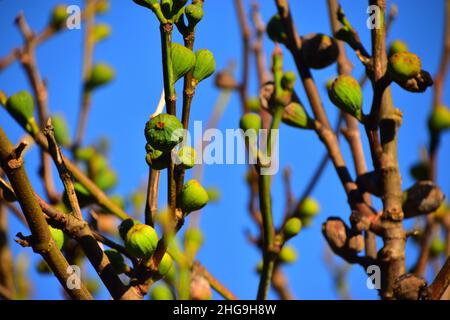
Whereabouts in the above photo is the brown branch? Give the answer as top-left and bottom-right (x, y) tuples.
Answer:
(0, 202), (15, 299)
(426, 256), (450, 300)
(193, 261), (238, 300)
(235, 0), (251, 112)
(0, 128), (92, 300)
(145, 168), (160, 227)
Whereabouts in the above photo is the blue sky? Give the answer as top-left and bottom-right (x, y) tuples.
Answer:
(0, 0), (449, 300)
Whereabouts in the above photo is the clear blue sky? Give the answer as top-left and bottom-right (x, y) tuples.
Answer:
(0, 0), (449, 300)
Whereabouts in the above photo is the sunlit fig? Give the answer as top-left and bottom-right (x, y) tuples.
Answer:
(428, 105), (450, 133)
(239, 113), (261, 132)
(93, 24), (111, 43)
(192, 49), (216, 85)
(185, 4), (204, 26)
(178, 179), (209, 214)
(150, 284), (174, 300)
(388, 52), (421, 82)
(283, 217), (302, 240)
(49, 226), (66, 250)
(49, 4), (68, 30)
(388, 40), (408, 58)
(51, 114), (70, 147)
(118, 218), (140, 241)
(176, 146), (196, 169)
(172, 43), (196, 82)
(279, 245), (298, 264)
(145, 113), (184, 152)
(125, 224), (159, 259)
(282, 102), (313, 129)
(327, 75), (363, 121)
(85, 63), (115, 90)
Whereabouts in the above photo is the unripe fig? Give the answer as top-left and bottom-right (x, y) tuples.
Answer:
(89, 154), (108, 176)
(6, 90), (38, 135)
(145, 144), (170, 170)
(49, 226), (65, 250)
(184, 227), (204, 255)
(145, 114), (184, 152)
(49, 5), (68, 30)
(150, 284), (174, 300)
(301, 33), (339, 69)
(206, 187), (220, 203)
(192, 49), (216, 85)
(283, 217), (302, 240)
(94, 168), (117, 191)
(93, 24), (111, 43)
(179, 179), (209, 214)
(158, 252), (173, 276)
(125, 224), (159, 259)
(118, 218), (140, 240)
(428, 105), (450, 133)
(104, 249), (129, 274)
(85, 63), (115, 90)
(327, 75), (363, 121)
(176, 146), (196, 169)
(266, 14), (287, 44)
(63, 182), (94, 208)
(282, 102), (313, 129)
(281, 71), (296, 91)
(429, 238), (445, 258)
(95, 0), (110, 14)
(51, 114), (70, 147)
(239, 113), (261, 132)
(388, 40), (408, 57)
(185, 4), (204, 26)
(172, 43), (196, 82)
(75, 146), (96, 161)
(296, 197), (320, 227)
(246, 97), (261, 112)
(388, 52), (421, 82)
(279, 245), (298, 264)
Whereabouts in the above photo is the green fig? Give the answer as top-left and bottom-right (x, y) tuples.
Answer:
(150, 284), (174, 300)
(184, 227), (204, 255)
(246, 97), (261, 112)
(95, 0), (110, 14)
(302, 33), (339, 69)
(6, 90), (39, 135)
(281, 71), (296, 91)
(176, 146), (196, 169)
(49, 4), (68, 29)
(145, 144), (170, 170)
(388, 52), (421, 82)
(145, 114), (184, 152)
(85, 63), (115, 90)
(158, 252), (173, 276)
(125, 224), (159, 259)
(428, 105), (450, 133)
(172, 43), (196, 82)
(49, 226), (66, 250)
(282, 102), (312, 129)
(178, 179), (209, 214)
(206, 187), (220, 203)
(192, 49), (216, 85)
(296, 196), (320, 227)
(279, 245), (298, 264)
(327, 75), (363, 121)
(267, 14), (287, 44)
(239, 113), (261, 132)
(51, 114), (70, 147)
(94, 168), (117, 191)
(118, 218), (140, 240)
(283, 217), (302, 240)
(429, 238), (445, 258)
(63, 182), (94, 208)
(75, 146), (96, 161)
(185, 4), (204, 26)
(388, 40), (408, 58)
(104, 249), (129, 274)
(93, 24), (111, 43)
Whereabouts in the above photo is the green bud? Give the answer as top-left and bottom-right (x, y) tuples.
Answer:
(185, 4), (204, 26)
(176, 146), (196, 169)
(86, 63), (115, 90)
(145, 144), (170, 170)
(279, 245), (298, 264)
(388, 40), (408, 58)
(144, 114), (184, 152)
(428, 105), (450, 133)
(283, 217), (302, 240)
(94, 168), (117, 191)
(150, 284), (174, 300)
(49, 4), (68, 30)
(6, 90), (38, 135)
(179, 179), (209, 214)
(239, 113), (261, 132)
(429, 238), (445, 258)
(104, 249), (129, 274)
(206, 187), (220, 203)
(296, 197), (320, 227)
(49, 226), (66, 250)
(125, 224), (159, 259)
(281, 71), (296, 91)
(172, 43), (196, 82)
(118, 218), (141, 240)
(93, 24), (111, 43)
(192, 49), (216, 84)
(184, 227), (204, 255)
(51, 114), (70, 147)
(388, 52), (421, 82)
(327, 75), (363, 121)
(410, 162), (430, 181)
(246, 97), (261, 112)
(158, 252), (173, 276)
(282, 102), (312, 129)
(302, 33), (339, 69)
(95, 0), (110, 14)
(267, 14), (287, 44)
